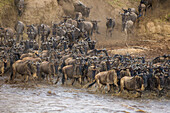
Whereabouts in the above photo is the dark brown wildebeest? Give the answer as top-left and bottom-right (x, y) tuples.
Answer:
(139, 0), (153, 16)
(120, 76), (145, 96)
(62, 65), (82, 85)
(39, 61), (58, 84)
(38, 24), (51, 42)
(87, 69), (118, 92)
(73, 1), (91, 18)
(77, 20), (93, 36)
(27, 25), (38, 41)
(10, 60), (38, 84)
(0, 27), (6, 42)
(15, 21), (25, 42)
(147, 74), (163, 91)
(4, 28), (14, 41)
(106, 18), (115, 37)
(14, 0), (25, 16)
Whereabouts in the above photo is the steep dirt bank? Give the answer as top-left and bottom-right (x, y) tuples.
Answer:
(0, 0), (169, 58)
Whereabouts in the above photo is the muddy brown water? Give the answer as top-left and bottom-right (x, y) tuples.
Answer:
(0, 77), (170, 113)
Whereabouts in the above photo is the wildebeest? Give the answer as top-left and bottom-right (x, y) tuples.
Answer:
(124, 20), (134, 46)
(106, 18), (115, 37)
(75, 12), (83, 20)
(138, 3), (146, 17)
(77, 20), (93, 36)
(88, 69), (118, 92)
(74, 1), (91, 18)
(147, 74), (163, 91)
(0, 27), (13, 43)
(91, 20), (100, 35)
(62, 65), (82, 85)
(15, 21), (25, 42)
(38, 24), (51, 42)
(27, 25), (38, 41)
(10, 60), (38, 84)
(14, 0), (25, 16)
(0, 60), (5, 76)
(120, 76), (145, 96)
(0, 27), (5, 43)
(138, 0), (153, 17)
(39, 61), (57, 84)
(4, 28), (14, 42)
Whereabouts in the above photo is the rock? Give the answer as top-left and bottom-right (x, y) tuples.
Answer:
(146, 22), (156, 34)
(47, 91), (52, 94)
(139, 25), (146, 33)
(163, 25), (170, 35)
(153, 34), (164, 40)
(155, 25), (162, 34)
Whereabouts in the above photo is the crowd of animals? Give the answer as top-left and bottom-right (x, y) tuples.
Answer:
(0, 0), (169, 97)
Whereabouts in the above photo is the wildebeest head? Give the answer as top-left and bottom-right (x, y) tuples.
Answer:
(27, 25), (38, 40)
(17, 0), (25, 16)
(91, 20), (100, 33)
(0, 27), (5, 37)
(106, 18), (115, 28)
(84, 7), (91, 17)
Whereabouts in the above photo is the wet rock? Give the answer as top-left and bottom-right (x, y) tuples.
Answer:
(48, 91), (52, 94)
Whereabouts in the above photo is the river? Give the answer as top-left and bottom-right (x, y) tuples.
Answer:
(0, 79), (170, 113)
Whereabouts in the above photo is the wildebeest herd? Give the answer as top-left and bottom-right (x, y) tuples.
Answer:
(0, 0), (169, 97)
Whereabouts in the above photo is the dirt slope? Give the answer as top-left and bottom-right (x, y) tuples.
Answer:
(0, 0), (169, 57)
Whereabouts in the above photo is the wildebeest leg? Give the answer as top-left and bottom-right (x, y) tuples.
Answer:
(106, 29), (108, 37)
(49, 73), (53, 84)
(45, 74), (49, 83)
(61, 73), (65, 85)
(0, 66), (4, 76)
(71, 78), (76, 85)
(120, 78), (125, 92)
(155, 76), (162, 91)
(21, 33), (24, 41)
(97, 79), (102, 90)
(124, 29), (129, 47)
(55, 76), (60, 84)
(78, 76), (82, 85)
(41, 36), (44, 42)
(24, 75), (29, 85)
(87, 77), (90, 82)
(144, 8), (147, 16)
(11, 67), (16, 81)
(30, 75), (38, 86)
(107, 83), (111, 92)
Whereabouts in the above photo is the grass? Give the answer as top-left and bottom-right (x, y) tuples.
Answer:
(0, 0), (16, 27)
(107, 0), (139, 8)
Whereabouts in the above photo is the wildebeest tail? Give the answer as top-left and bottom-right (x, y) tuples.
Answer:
(87, 80), (96, 88)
